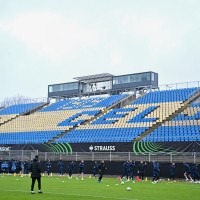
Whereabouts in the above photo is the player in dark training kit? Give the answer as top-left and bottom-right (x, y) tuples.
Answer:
(77, 160), (85, 180)
(57, 160), (64, 176)
(68, 161), (76, 179)
(152, 161), (160, 184)
(121, 160), (130, 181)
(46, 160), (52, 177)
(129, 160), (135, 183)
(169, 162), (176, 181)
(98, 160), (106, 183)
(93, 161), (99, 177)
(192, 164), (200, 183)
(23, 160), (30, 176)
(183, 162), (193, 182)
(138, 161), (147, 181)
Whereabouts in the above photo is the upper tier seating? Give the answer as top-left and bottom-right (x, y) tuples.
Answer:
(143, 102), (200, 142)
(132, 88), (198, 104)
(0, 102), (44, 115)
(0, 102), (44, 124)
(56, 88), (200, 143)
(0, 95), (128, 144)
(41, 94), (127, 111)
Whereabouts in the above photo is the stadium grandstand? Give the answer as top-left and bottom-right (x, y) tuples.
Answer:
(0, 72), (200, 177)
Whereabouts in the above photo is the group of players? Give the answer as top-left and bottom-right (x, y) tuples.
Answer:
(45, 159), (106, 183)
(0, 159), (30, 174)
(120, 160), (200, 184)
(1, 158), (200, 184)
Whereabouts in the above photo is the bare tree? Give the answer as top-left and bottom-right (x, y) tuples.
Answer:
(0, 95), (34, 108)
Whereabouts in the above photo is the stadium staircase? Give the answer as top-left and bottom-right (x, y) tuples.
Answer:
(0, 115), (18, 125)
(47, 93), (136, 143)
(134, 88), (200, 141)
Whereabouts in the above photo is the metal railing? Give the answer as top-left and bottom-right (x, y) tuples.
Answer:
(159, 80), (200, 90)
(0, 150), (199, 163)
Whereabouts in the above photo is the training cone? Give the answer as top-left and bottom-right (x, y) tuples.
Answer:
(42, 173), (45, 177)
(145, 177), (148, 181)
(89, 175), (92, 178)
(13, 173), (16, 177)
(136, 176), (141, 182)
(117, 176), (121, 182)
(50, 172), (53, 177)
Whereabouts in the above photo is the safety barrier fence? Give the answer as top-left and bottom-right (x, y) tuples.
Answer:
(0, 150), (199, 163)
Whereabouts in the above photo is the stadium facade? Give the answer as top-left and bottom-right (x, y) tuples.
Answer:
(0, 72), (200, 177)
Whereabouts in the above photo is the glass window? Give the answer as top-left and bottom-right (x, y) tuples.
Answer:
(113, 77), (119, 85)
(74, 82), (78, 90)
(141, 74), (147, 81)
(49, 86), (53, 92)
(63, 84), (69, 91)
(119, 76), (124, 84)
(124, 75), (130, 83)
(146, 73), (151, 81)
(68, 83), (73, 90)
(130, 74), (137, 82)
(137, 74), (142, 82)
(58, 84), (63, 91)
(151, 73), (155, 81)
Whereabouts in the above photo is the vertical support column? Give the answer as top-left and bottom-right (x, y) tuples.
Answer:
(22, 150), (24, 161)
(92, 152), (94, 161)
(170, 153), (172, 163)
(194, 152), (196, 163)
(45, 152), (47, 161)
(148, 153), (151, 162)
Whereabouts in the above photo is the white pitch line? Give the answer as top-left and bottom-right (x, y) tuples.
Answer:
(0, 189), (138, 200)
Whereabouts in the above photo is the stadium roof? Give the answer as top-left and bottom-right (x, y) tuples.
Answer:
(73, 73), (114, 84)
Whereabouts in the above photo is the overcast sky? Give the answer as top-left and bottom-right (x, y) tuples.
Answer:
(0, 0), (200, 102)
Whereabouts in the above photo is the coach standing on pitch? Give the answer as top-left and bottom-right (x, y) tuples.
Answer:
(29, 155), (42, 194)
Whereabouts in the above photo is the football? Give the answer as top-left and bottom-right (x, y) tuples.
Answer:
(126, 187), (131, 191)
(121, 181), (125, 185)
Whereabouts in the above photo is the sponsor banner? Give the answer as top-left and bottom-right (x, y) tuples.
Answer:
(89, 145), (115, 151)
(0, 142), (200, 153)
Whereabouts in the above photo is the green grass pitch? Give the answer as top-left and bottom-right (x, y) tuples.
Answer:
(0, 174), (200, 200)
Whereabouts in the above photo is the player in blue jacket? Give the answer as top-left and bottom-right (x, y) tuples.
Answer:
(58, 160), (64, 176)
(93, 161), (99, 177)
(152, 161), (160, 184)
(121, 160), (130, 181)
(46, 160), (52, 177)
(23, 160), (30, 176)
(169, 162), (176, 181)
(8, 159), (13, 174)
(76, 160), (85, 180)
